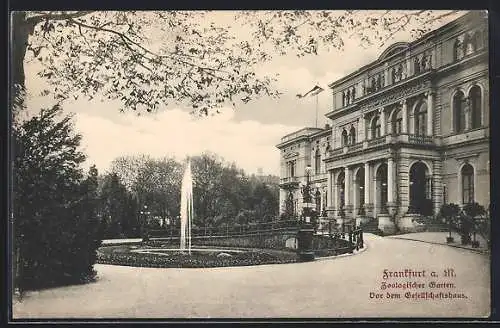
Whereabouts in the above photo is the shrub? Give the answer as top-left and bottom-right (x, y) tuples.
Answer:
(13, 106), (102, 291)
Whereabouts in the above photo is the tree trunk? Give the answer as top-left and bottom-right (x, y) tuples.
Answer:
(11, 11), (33, 295)
(11, 12), (33, 109)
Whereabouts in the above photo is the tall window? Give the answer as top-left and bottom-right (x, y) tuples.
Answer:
(289, 161), (295, 177)
(461, 164), (474, 204)
(469, 85), (482, 129)
(414, 57), (421, 74)
(453, 91), (466, 133)
(349, 126), (356, 144)
(314, 150), (321, 174)
(392, 109), (403, 134)
(453, 39), (463, 61)
(415, 101), (427, 136)
(371, 116), (381, 139)
(342, 129), (348, 146)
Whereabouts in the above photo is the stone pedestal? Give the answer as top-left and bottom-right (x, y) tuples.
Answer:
(326, 207), (336, 219)
(345, 205), (354, 218)
(363, 203), (374, 217)
(356, 216), (371, 227)
(397, 213), (424, 233)
(296, 223), (315, 262)
(378, 214), (396, 235)
(386, 202), (397, 216)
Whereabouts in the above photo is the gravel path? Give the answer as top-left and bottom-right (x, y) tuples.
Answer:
(13, 233), (490, 319)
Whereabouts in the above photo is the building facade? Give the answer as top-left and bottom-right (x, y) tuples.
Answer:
(277, 11), (489, 233)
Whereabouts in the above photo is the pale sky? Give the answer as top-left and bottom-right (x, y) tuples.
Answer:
(23, 10), (466, 176)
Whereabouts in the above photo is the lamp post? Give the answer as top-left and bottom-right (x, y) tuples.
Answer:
(140, 205), (151, 242)
(297, 165), (315, 261)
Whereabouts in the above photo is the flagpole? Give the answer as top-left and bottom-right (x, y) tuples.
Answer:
(315, 93), (318, 128)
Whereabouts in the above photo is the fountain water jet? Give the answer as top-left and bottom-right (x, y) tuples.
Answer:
(180, 158), (193, 254)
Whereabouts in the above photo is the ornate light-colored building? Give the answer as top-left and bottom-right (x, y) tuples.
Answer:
(277, 11), (489, 233)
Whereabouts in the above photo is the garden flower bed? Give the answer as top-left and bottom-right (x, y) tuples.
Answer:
(97, 244), (299, 268)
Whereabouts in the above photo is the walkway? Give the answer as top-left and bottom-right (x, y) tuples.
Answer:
(389, 232), (489, 254)
(13, 234), (490, 319)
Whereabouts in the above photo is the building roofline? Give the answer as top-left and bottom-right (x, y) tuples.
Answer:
(327, 10), (484, 89)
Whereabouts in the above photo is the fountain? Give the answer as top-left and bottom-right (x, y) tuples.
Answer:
(101, 157), (299, 268)
(179, 158), (193, 254)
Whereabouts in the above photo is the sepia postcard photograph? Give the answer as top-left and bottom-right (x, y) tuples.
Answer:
(8, 9), (492, 321)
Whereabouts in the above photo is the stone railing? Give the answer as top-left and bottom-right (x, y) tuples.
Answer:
(280, 176), (300, 184)
(348, 142), (364, 151)
(367, 136), (386, 147)
(408, 134), (434, 144)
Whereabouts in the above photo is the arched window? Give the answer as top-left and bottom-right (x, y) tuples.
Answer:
(453, 39), (463, 61)
(453, 91), (466, 133)
(314, 149), (321, 174)
(349, 126), (356, 145)
(469, 85), (482, 129)
(371, 116), (381, 139)
(461, 164), (474, 204)
(415, 101), (427, 136)
(341, 129), (348, 146)
(392, 109), (403, 135)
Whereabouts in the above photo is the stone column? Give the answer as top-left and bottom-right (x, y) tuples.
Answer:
(409, 108), (415, 135)
(345, 167), (350, 206)
(380, 108), (386, 136)
(401, 99), (408, 134)
(427, 91), (434, 136)
(333, 127), (337, 149)
(387, 157), (397, 217)
(432, 160), (442, 216)
(367, 117), (373, 140)
(333, 171), (338, 215)
(364, 162), (370, 204)
(345, 167), (352, 218)
(465, 99), (471, 131)
(364, 162), (372, 217)
(384, 63), (389, 87)
(388, 157), (395, 204)
(353, 173), (358, 216)
(373, 168), (378, 217)
(359, 115), (365, 141)
(406, 53), (412, 77)
(327, 170), (332, 208)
